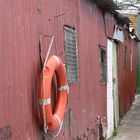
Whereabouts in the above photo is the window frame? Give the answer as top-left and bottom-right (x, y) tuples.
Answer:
(99, 45), (107, 85)
(124, 45), (127, 68)
(130, 49), (133, 71)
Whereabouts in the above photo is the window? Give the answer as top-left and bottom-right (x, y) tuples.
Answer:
(99, 45), (107, 84)
(124, 46), (127, 67)
(130, 49), (133, 71)
(64, 26), (79, 83)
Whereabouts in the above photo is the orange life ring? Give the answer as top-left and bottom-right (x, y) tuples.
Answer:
(38, 55), (68, 131)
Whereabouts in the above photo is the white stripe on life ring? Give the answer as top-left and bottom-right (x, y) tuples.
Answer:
(58, 85), (69, 93)
(39, 98), (51, 105)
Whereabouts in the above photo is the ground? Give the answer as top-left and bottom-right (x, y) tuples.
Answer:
(110, 95), (140, 140)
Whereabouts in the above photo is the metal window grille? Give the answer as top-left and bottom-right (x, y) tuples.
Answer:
(64, 26), (79, 83)
(99, 45), (107, 84)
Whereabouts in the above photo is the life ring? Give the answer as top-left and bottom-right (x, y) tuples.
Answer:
(38, 55), (69, 131)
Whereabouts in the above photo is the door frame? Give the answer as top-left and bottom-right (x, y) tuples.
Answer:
(107, 39), (114, 138)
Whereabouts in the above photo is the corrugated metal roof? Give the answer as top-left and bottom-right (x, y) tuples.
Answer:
(94, 0), (120, 12)
(115, 15), (132, 26)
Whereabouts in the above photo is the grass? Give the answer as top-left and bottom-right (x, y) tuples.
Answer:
(112, 129), (118, 137)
